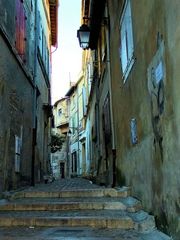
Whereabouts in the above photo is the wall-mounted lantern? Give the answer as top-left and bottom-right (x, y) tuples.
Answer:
(77, 24), (90, 50)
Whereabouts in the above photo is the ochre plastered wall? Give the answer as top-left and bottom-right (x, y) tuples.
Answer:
(108, 0), (180, 238)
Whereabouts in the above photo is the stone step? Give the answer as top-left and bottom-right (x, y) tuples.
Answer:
(0, 179), (172, 239)
(120, 196), (142, 212)
(0, 196), (141, 212)
(9, 187), (130, 199)
(141, 229), (173, 240)
(0, 184), (160, 234)
(0, 210), (134, 229)
(0, 199), (126, 211)
(129, 210), (156, 232)
(0, 209), (156, 232)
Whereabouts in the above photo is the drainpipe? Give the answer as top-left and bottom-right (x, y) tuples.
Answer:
(31, 0), (38, 186)
(105, 2), (116, 186)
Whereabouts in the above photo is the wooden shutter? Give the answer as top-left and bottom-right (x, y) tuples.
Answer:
(15, 0), (26, 59)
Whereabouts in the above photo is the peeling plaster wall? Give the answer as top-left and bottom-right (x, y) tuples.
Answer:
(0, 0), (52, 191)
(108, 0), (180, 238)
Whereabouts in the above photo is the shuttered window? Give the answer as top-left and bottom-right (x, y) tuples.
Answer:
(120, 0), (134, 82)
(82, 86), (87, 116)
(15, 0), (26, 61)
(38, 13), (50, 77)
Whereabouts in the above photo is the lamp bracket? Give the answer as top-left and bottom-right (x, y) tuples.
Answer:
(83, 16), (109, 25)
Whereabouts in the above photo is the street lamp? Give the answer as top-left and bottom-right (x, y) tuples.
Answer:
(77, 24), (90, 50)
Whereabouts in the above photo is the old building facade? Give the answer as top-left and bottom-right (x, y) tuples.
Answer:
(79, 0), (180, 238)
(0, 0), (58, 191)
(51, 97), (69, 179)
(80, 0), (115, 184)
(66, 74), (88, 177)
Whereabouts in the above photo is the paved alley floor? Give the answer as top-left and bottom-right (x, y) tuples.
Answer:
(20, 177), (102, 191)
(0, 226), (143, 240)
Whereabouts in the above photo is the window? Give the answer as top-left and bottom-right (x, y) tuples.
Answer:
(82, 86), (87, 116)
(71, 152), (77, 173)
(15, 0), (26, 61)
(87, 63), (92, 94)
(119, 0), (134, 82)
(71, 115), (76, 134)
(38, 14), (50, 77)
(91, 103), (99, 142)
(58, 108), (62, 116)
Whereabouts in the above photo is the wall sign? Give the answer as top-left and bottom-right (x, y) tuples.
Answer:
(130, 118), (138, 145)
(15, 135), (21, 173)
(155, 61), (164, 84)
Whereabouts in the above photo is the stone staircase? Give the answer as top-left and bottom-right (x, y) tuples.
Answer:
(0, 185), (172, 239)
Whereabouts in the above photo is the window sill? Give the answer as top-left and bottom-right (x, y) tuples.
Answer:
(122, 56), (135, 83)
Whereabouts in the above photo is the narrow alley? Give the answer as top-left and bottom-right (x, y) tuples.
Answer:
(0, 0), (179, 239)
(0, 178), (171, 239)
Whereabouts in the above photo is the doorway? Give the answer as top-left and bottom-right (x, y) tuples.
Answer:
(60, 162), (65, 178)
(71, 151), (77, 174)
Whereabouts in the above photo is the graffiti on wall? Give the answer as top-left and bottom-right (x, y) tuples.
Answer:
(147, 40), (167, 225)
(147, 41), (165, 163)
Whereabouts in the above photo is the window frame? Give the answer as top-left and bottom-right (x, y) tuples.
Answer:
(119, 0), (135, 83)
(58, 108), (62, 117)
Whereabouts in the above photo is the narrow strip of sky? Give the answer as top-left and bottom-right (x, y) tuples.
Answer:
(51, 0), (82, 104)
